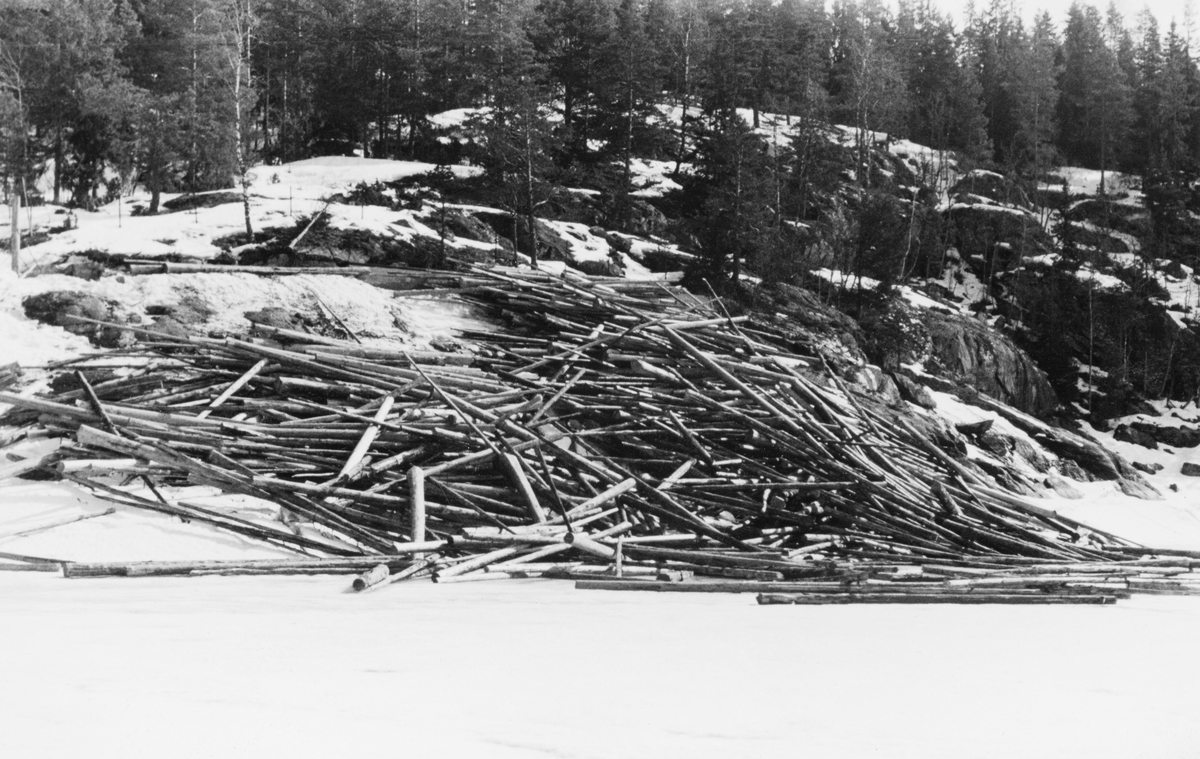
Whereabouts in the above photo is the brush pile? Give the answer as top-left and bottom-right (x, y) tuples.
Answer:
(3, 265), (1197, 602)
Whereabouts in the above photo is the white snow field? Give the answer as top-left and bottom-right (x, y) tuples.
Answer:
(0, 574), (1196, 759)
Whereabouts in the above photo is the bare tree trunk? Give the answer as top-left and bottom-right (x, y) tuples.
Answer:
(523, 107), (537, 269)
(228, 0), (256, 239)
(673, 17), (693, 177)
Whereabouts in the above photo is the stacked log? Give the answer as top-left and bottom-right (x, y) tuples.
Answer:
(0, 265), (1191, 601)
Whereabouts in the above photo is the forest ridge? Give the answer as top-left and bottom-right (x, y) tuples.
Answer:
(0, 0), (1196, 218)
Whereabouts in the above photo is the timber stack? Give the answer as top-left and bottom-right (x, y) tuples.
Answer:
(1, 265), (1196, 604)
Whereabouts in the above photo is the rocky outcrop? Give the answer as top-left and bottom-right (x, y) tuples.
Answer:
(752, 283), (866, 370)
(23, 291), (112, 333)
(949, 170), (1033, 210)
(1005, 266), (1200, 420)
(22, 291), (133, 347)
(1114, 424), (1158, 449)
(921, 310), (1058, 417)
(852, 296), (1057, 417)
(892, 372), (936, 409)
(440, 209), (505, 246)
(854, 365), (902, 404)
(1129, 421), (1200, 449)
(970, 395), (1158, 497)
(945, 203), (1053, 269)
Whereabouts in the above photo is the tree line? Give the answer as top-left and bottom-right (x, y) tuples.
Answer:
(1, 0), (1198, 218)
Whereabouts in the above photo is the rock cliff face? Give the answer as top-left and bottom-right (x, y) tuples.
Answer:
(921, 310), (1058, 417)
(856, 297), (1057, 417)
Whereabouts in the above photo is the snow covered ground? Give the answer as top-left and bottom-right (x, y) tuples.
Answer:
(1, 573), (1197, 759)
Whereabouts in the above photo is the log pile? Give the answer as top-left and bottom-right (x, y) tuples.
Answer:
(1, 265), (1194, 602)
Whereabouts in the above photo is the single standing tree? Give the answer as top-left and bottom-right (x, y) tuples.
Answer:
(220, 0), (257, 238)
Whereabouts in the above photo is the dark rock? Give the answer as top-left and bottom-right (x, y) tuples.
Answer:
(429, 336), (464, 353)
(162, 191), (243, 212)
(1004, 267), (1200, 421)
(148, 316), (190, 339)
(954, 419), (994, 437)
(1012, 438), (1053, 473)
(60, 259), (107, 280)
(604, 231), (633, 254)
(146, 294), (214, 326)
(945, 203), (1053, 269)
(22, 291), (115, 339)
(1131, 461), (1163, 474)
(1044, 474), (1084, 499)
(1113, 424), (1159, 449)
(471, 211), (593, 263)
(913, 373), (960, 395)
(965, 393), (1148, 483)
(949, 170), (1033, 210)
(892, 373), (936, 409)
(976, 431), (1011, 456)
(1065, 456), (1094, 480)
(1071, 224), (1131, 253)
(624, 199), (669, 237)
(441, 210), (503, 245)
(1035, 429), (1123, 480)
(904, 413), (968, 457)
(244, 307), (302, 330)
(49, 368), (117, 393)
(1130, 421), (1200, 448)
(96, 326), (137, 349)
(1181, 462), (1200, 477)
(576, 258), (624, 277)
(921, 310), (1058, 417)
(1162, 259), (1188, 279)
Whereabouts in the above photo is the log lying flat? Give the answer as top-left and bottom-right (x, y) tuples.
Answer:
(757, 593), (1119, 605)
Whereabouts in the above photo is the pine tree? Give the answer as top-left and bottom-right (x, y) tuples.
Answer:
(532, 0), (616, 158)
(689, 110), (771, 289)
(646, 0), (707, 175)
(896, 0), (988, 159)
(475, 0), (558, 268)
(595, 0), (660, 226)
(829, 0), (906, 191)
(1159, 23), (1199, 174)
(700, 0), (759, 119)
(1, 0), (139, 203)
(1007, 11), (1059, 176)
(1058, 2), (1133, 190)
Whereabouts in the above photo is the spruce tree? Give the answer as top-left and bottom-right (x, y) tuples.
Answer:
(595, 0), (660, 226)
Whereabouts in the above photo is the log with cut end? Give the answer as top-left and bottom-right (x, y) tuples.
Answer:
(351, 563), (391, 592)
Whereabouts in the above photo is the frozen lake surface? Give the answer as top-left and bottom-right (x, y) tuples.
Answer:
(2, 573), (1197, 759)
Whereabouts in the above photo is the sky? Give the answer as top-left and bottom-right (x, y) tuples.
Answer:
(944, 0), (1195, 32)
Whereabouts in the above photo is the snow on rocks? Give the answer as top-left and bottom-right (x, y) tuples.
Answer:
(1044, 166), (1143, 207)
(810, 267), (958, 315)
(8, 269), (411, 345)
(628, 158), (686, 197)
(14, 157), (484, 266)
